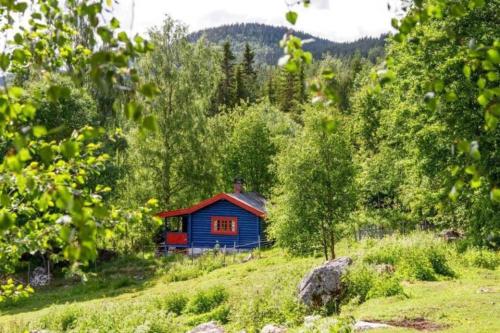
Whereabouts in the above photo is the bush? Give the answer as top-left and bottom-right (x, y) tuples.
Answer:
(230, 288), (306, 333)
(185, 286), (228, 314)
(343, 263), (404, 304)
(39, 306), (82, 331)
(463, 248), (500, 270)
(161, 293), (188, 315)
(165, 264), (203, 282)
(362, 233), (455, 281)
(398, 249), (437, 281)
(186, 304), (231, 326)
(110, 276), (136, 289)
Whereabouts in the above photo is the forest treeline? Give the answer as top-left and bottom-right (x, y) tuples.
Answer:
(187, 23), (386, 65)
(0, 0), (498, 281)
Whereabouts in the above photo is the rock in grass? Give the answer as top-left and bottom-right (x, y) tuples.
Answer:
(188, 321), (225, 333)
(261, 324), (287, 333)
(30, 266), (51, 287)
(354, 321), (392, 331)
(298, 257), (352, 308)
(375, 264), (395, 274)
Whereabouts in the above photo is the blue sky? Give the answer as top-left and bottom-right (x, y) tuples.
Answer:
(114, 0), (403, 42)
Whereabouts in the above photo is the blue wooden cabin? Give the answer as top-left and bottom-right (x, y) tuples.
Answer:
(156, 180), (266, 252)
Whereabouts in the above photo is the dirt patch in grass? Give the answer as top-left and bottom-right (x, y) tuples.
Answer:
(368, 317), (449, 331)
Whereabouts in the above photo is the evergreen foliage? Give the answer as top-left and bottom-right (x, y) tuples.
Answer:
(188, 23), (386, 64)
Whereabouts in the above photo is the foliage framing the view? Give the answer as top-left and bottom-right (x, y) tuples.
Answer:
(0, 0), (160, 299)
(280, 0), (499, 204)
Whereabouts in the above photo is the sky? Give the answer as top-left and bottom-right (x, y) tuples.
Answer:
(114, 0), (403, 42)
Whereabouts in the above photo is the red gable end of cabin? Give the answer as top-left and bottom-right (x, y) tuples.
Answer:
(156, 193), (266, 219)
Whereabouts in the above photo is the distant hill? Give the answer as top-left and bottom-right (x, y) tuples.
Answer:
(188, 23), (386, 65)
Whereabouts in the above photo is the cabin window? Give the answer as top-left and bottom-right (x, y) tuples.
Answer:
(211, 216), (238, 235)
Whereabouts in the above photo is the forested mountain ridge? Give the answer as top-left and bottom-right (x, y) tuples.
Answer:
(188, 23), (386, 64)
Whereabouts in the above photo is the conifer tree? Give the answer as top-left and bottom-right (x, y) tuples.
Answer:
(216, 41), (236, 109)
(235, 65), (245, 103)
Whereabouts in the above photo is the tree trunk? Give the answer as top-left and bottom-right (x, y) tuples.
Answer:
(321, 226), (329, 261)
(329, 230), (336, 260)
(321, 225), (328, 261)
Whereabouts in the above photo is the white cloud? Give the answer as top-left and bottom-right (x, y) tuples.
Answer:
(113, 0), (400, 42)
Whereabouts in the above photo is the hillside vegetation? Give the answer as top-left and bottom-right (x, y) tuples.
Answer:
(188, 23), (386, 64)
(0, 1), (499, 332)
(0, 233), (498, 332)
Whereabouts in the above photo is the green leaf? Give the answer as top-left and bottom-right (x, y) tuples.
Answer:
(13, 33), (23, 44)
(477, 94), (489, 106)
(286, 11), (298, 25)
(477, 77), (486, 89)
(0, 209), (15, 231)
(433, 79), (444, 92)
(142, 115), (158, 131)
(33, 126), (47, 138)
(463, 64), (471, 79)
(60, 140), (79, 159)
(140, 83), (159, 97)
(486, 49), (499, 64)
(110, 17), (120, 29)
(0, 53), (10, 70)
(491, 188), (500, 203)
(47, 85), (71, 102)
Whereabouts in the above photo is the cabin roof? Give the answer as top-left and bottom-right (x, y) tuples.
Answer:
(156, 192), (266, 219)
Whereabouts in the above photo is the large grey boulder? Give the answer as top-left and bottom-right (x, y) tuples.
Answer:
(188, 321), (224, 333)
(298, 257), (352, 308)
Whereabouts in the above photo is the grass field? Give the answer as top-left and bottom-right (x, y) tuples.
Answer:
(0, 235), (498, 333)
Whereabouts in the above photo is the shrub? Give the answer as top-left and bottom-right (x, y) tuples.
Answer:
(463, 248), (500, 270)
(161, 293), (188, 315)
(39, 306), (82, 331)
(367, 275), (404, 299)
(343, 263), (404, 304)
(110, 276), (136, 289)
(362, 233), (455, 281)
(185, 286), (228, 314)
(398, 249), (437, 281)
(165, 264), (203, 282)
(230, 288), (306, 333)
(428, 246), (455, 277)
(186, 304), (231, 326)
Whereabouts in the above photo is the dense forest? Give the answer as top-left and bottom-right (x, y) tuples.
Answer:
(188, 23), (387, 64)
(0, 1), (499, 331)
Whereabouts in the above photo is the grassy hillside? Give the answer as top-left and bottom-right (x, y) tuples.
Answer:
(0, 234), (498, 333)
(188, 23), (386, 64)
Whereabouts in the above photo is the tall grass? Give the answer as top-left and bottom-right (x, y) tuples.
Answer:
(362, 233), (456, 281)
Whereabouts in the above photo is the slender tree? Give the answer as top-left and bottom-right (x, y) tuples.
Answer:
(269, 107), (356, 260)
(216, 41), (236, 109)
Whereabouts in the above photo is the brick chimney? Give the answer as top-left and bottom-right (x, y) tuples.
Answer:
(233, 177), (245, 194)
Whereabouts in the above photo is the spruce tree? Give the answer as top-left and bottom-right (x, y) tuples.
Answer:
(240, 43), (257, 102)
(216, 41), (236, 109)
(235, 65), (245, 104)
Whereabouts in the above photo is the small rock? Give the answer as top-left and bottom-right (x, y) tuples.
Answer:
(243, 252), (254, 263)
(188, 321), (225, 333)
(298, 257), (352, 308)
(375, 264), (395, 274)
(439, 229), (462, 242)
(30, 267), (51, 287)
(303, 315), (321, 328)
(261, 324), (287, 333)
(354, 321), (391, 331)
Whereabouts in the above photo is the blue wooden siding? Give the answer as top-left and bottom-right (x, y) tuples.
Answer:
(190, 199), (262, 249)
